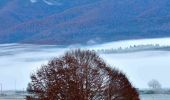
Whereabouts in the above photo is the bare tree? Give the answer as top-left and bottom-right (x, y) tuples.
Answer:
(27, 49), (139, 100)
(148, 79), (162, 90)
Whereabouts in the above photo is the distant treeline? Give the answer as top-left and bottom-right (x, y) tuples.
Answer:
(95, 44), (170, 54)
(139, 89), (170, 94)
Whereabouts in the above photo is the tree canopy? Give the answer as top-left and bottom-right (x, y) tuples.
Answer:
(27, 49), (139, 100)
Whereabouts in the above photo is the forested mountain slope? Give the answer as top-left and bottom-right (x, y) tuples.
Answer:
(0, 0), (170, 45)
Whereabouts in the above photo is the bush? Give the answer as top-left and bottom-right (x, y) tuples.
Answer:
(27, 49), (139, 100)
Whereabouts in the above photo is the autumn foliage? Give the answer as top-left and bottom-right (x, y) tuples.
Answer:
(27, 50), (139, 100)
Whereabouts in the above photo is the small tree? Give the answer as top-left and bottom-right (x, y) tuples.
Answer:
(27, 49), (139, 100)
(148, 79), (162, 94)
(148, 79), (161, 90)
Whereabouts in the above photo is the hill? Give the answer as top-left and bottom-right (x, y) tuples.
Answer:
(0, 0), (170, 45)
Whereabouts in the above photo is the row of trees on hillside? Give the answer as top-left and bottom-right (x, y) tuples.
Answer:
(96, 44), (161, 54)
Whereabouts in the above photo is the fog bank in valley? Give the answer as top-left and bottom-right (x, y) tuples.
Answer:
(0, 38), (170, 90)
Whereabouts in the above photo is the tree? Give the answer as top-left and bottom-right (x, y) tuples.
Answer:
(148, 79), (162, 90)
(27, 49), (139, 100)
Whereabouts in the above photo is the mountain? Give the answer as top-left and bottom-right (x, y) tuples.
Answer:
(0, 0), (170, 45)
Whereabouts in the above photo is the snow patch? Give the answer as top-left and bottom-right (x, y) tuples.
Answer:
(30, 0), (38, 3)
(43, 0), (62, 5)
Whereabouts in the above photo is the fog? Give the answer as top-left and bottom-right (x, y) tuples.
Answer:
(0, 38), (170, 90)
(101, 51), (170, 89)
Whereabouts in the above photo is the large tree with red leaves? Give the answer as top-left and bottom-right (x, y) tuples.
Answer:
(27, 49), (139, 100)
